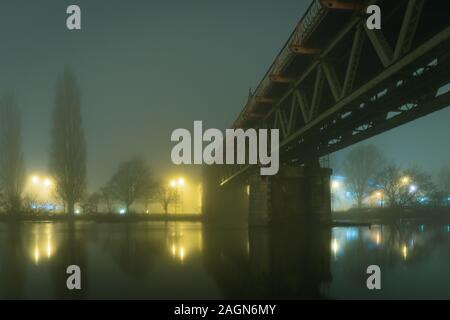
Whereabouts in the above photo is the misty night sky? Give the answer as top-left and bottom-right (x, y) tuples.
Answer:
(0, 0), (449, 191)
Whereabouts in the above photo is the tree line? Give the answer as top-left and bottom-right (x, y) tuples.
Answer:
(0, 69), (176, 216)
(341, 145), (450, 209)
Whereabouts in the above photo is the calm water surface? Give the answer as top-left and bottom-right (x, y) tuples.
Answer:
(0, 220), (449, 299)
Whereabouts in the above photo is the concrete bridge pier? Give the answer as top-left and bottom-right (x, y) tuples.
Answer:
(202, 165), (249, 226)
(248, 163), (332, 226)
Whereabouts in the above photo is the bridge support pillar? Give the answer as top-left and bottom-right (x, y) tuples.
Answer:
(248, 164), (332, 226)
(202, 165), (248, 226)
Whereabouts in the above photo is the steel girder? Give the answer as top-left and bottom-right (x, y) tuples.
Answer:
(220, 0), (450, 185)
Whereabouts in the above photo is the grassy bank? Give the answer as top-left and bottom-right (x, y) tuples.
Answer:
(0, 213), (203, 223)
(333, 207), (450, 224)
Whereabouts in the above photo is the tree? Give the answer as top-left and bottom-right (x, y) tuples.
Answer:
(438, 166), (450, 196)
(84, 192), (102, 213)
(81, 192), (101, 214)
(100, 185), (115, 213)
(138, 180), (156, 214)
(342, 145), (385, 208)
(49, 69), (87, 215)
(376, 165), (401, 207)
(377, 165), (435, 208)
(0, 93), (25, 213)
(155, 181), (177, 215)
(108, 156), (152, 213)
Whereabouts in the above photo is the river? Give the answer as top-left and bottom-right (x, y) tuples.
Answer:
(0, 220), (449, 299)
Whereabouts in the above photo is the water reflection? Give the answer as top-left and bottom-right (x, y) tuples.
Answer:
(31, 224), (57, 264)
(328, 222), (450, 299)
(166, 223), (203, 264)
(0, 220), (449, 299)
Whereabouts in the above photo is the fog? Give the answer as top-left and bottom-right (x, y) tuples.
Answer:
(0, 0), (448, 191)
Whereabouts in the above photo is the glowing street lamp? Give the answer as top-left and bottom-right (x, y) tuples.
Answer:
(169, 177), (186, 214)
(375, 191), (383, 207)
(400, 176), (411, 185)
(32, 176), (40, 185)
(43, 178), (53, 188)
(169, 177), (186, 189)
(331, 180), (341, 191)
(30, 174), (54, 189)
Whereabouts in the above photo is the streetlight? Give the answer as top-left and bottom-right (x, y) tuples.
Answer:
(400, 176), (410, 185)
(169, 177), (186, 214)
(330, 179), (343, 212)
(375, 191), (383, 207)
(29, 174), (55, 211)
(32, 176), (40, 185)
(43, 178), (52, 188)
(331, 180), (341, 191)
(30, 175), (53, 189)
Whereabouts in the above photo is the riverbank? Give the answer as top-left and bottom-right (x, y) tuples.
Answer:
(0, 207), (449, 225)
(333, 207), (450, 225)
(0, 213), (203, 223)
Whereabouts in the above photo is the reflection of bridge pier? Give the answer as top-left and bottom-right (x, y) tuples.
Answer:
(202, 224), (332, 299)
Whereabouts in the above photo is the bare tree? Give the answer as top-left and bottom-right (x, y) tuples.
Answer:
(438, 166), (450, 195)
(138, 180), (157, 214)
(82, 192), (101, 214)
(108, 156), (152, 213)
(0, 93), (25, 213)
(155, 182), (177, 215)
(49, 69), (86, 215)
(377, 165), (435, 208)
(342, 145), (385, 208)
(100, 185), (115, 213)
(376, 165), (401, 207)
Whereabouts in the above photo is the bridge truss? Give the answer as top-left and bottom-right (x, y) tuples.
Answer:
(221, 0), (450, 185)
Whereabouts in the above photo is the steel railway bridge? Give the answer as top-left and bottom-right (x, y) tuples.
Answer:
(203, 0), (450, 225)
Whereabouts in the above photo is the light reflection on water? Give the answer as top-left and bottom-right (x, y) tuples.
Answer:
(328, 223), (450, 299)
(0, 221), (449, 299)
(31, 224), (57, 265)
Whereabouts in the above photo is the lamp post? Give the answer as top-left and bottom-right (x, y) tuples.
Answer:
(29, 174), (54, 211)
(331, 179), (342, 212)
(169, 177), (186, 214)
(375, 191), (383, 208)
(400, 176), (411, 186)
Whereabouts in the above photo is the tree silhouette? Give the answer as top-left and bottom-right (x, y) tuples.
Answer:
(49, 69), (86, 215)
(155, 181), (178, 215)
(377, 165), (435, 208)
(342, 145), (385, 208)
(108, 156), (152, 213)
(0, 93), (25, 213)
(438, 166), (450, 196)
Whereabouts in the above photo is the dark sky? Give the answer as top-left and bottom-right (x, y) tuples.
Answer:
(1, 0), (449, 190)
